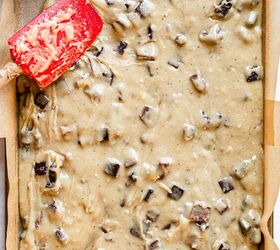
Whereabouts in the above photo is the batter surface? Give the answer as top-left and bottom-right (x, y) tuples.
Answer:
(18, 0), (264, 249)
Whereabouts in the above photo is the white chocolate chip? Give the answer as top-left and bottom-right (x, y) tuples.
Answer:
(238, 26), (253, 43)
(236, 0), (259, 11)
(189, 71), (209, 93)
(246, 11), (258, 27)
(60, 125), (77, 141)
(124, 148), (139, 168)
(136, 42), (159, 61)
(182, 124), (197, 141)
(85, 84), (106, 103)
(175, 34), (187, 46)
(142, 163), (159, 181)
(213, 239), (231, 250)
(214, 198), (231, 214)
(199, 24), (224, 45)
(139, 105), (159, 127)
(135, 0), (155, 17)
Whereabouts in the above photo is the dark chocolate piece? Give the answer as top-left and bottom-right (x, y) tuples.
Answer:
(45, 181), (55, 189)
(49, 170), (57, 183)
(214, 0), (232, 18)
(218, 177), (234, 193)
(104, 162), (120, 177)
(128, 172), (138, 182)
(146, 210), (159, 222)
(124, 160), (137, 168)
(247, 72), (258, 82)
(190, 204), (210, 223)
(101, 127), (109, 142)
(162, 224), (171, 230)
(130, 227), (141, 238)
(147, 25), (153, 39)
(90, 46), (104, 57)
(117, 41), (128, 55)
(148, 240), (160, 250)
(144, 188), (154, 202)
(34, 92), (49, 109)
(167, 185), (184, 201)
(34, 162), (47, 176)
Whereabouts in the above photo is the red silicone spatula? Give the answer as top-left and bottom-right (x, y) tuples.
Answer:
(0, 0), (103, 89)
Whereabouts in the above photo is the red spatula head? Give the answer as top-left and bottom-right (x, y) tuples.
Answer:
(8, 0), (103, 88)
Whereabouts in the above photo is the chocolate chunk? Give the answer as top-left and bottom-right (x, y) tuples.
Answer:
(125, 172), (138, 187)
(117, 41), (128, 55)
(214, 198), (230, 214)
(35, 211), (43, 229)
(146, 65), (154, 77)
(34, 92), (49, 109)
(91, 46), (104, 57)
(146, 210), (159, 222)
(245, 65), (263, 82)
(162, 223), (171, 230)
(101, 127), (109, 142)
(120, 198), (126, 207)
(135, 0), (155, 18)
(186, 235), (201, 249)
(190, 203), (210, 223)
(49, 162), (58, 169)
(34, 162), (47, 176)
(139, 105), (158, 127)
(49, 202), (57, 211)
(124, 148), (139, 168)
(147, 25), (153, 39)
(214, 0), (233, 18)
(104, 159), (121, 177)
(130, 227), (141, 238)
(196, 222), (209, 232)
(100, 226), (109, 233)
(102, 71), (115, 86)
(142, 219), (152, 234)
(144, 188), (154, 202)
(249, 227), (262, 244)
(247, 71), (259, 82)
(105, 0), (113, 5)
(49, 201), (58, 212)
(128, 172), (138, 182)
(167, 185), (184, 201)
(218, 177), (234, 193)
(168, 60), (180, 69)
(124, 160), (137, 168)
(213, 239), (231, 250)
(49, 170), (57, 183)
(55, 227), (69, 243)
(45, 181), (55, 189)
(239, 219), (251, 234)
(148, 240), (160, 250)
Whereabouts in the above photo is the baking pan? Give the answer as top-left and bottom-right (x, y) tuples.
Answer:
(0, 0), (279, 249)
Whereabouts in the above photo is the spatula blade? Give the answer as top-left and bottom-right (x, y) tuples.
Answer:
(8, 0), (103, 88)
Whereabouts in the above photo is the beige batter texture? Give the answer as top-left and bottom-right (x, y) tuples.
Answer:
(18, 0), (264, 249)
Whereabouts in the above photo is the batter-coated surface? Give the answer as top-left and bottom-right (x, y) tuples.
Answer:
(18, 0), (264, 249)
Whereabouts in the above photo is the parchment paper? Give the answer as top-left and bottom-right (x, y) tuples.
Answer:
(0, 0), (18, 249)
(0, 0), (279, 249)
(261, 1), (280, 249)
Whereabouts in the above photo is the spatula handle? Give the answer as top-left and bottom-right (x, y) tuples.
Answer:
(0, 62), (22, 90)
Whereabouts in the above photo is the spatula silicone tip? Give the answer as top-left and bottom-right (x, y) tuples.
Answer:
(7, 0), (103, 88)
